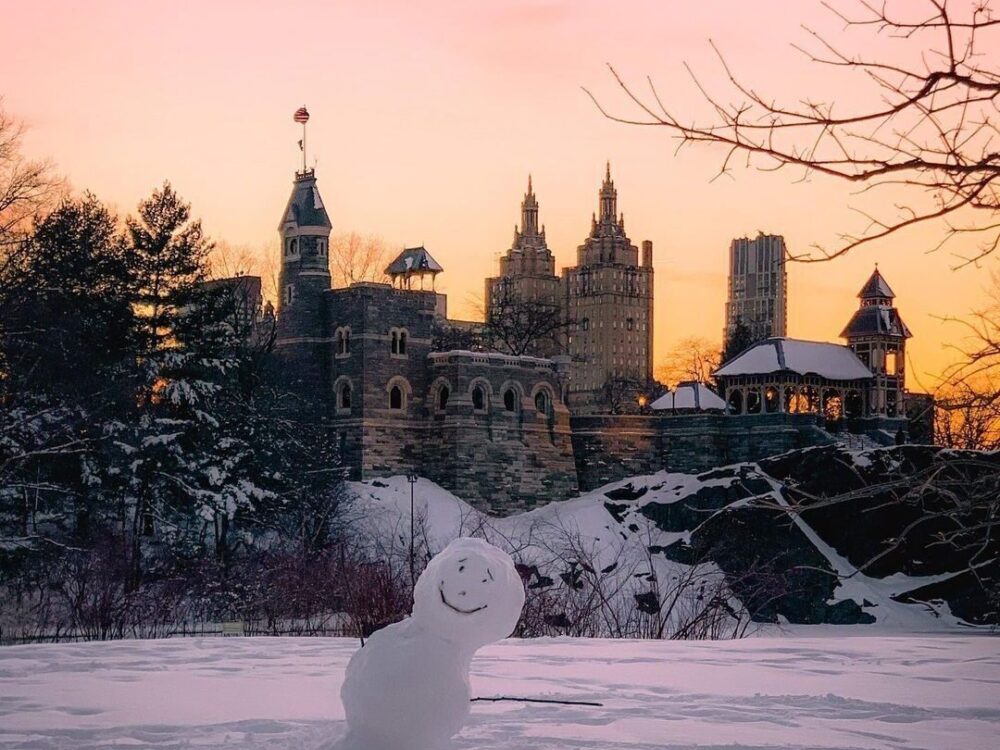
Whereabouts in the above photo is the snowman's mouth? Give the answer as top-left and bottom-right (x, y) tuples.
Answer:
(439, 586), (487, 615)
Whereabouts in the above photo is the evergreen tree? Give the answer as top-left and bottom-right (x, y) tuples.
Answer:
(722, 317), (757, 364)
(126, 182), (210, 362)
(1, 194), (134, 398)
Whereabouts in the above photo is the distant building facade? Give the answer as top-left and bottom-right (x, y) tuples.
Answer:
(725, 233), (787, 345)
(484, 176), (562, 357)
(562, 165), (654, 411)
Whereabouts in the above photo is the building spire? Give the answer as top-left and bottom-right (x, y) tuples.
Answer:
(599, 162), (617, 221)
(521, 173), (539, 236)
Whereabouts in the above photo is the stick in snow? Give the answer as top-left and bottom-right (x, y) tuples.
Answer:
(471, 696), (603, 707)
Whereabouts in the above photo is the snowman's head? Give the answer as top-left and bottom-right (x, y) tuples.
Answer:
(411, 537), (525, 648)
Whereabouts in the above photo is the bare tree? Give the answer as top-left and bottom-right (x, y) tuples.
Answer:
(587, 0), (1000, 265)
(935, 271), (1000, 447)
(657, 336), (721, 387)
(482, 281), (571, 357)
(0, 103), (63, 255)
(329, 231), (391, 288)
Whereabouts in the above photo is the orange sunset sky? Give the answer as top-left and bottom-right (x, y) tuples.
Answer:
(4, 0), (997, 386)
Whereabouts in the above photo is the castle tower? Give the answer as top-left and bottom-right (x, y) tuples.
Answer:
(562, 164), (654, 412)
(274, 167), (333, 392)
(485, 175), (562, 356)
(841, 267), (911, 418)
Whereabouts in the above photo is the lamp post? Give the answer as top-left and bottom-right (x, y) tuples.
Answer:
(406, 473), (418, 588)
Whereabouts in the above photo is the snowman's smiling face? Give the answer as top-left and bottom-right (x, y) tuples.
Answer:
(438, 557), (493, 615)
(412, 538), (526, 648)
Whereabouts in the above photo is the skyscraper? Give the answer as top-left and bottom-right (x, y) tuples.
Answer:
(724, 233), (787, 346)
(485, 176), (563, 356)
(563, 163), (654, 411)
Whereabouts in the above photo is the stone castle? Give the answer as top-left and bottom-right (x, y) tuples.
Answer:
(269, 164), (917, 515)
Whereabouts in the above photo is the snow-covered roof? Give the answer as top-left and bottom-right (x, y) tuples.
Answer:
(715, 338), (873, 381)
(650, 381), (727, 411)
(386, 246), (444, 277)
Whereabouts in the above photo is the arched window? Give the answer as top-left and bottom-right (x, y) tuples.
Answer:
(438, 385), (450, 411)
(534, 390), (549, 415)
(287, 238), (298, 256)
(317, 238), (327, 256)
(472, 385), (486, 411)
(399, 331), (407, 355)
(344, 329), (351, 354)
(340, 382), (351, 410)
(336, 330), (345, 355)
(390, 386), (403, 410)
(504, 388), (517, 412)
(284, 284), (294, 305)
(391, 331), (399, 354)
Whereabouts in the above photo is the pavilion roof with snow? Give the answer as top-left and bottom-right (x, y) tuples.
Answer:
(715, 338), (873, 381)
(650, 381), (727, 412)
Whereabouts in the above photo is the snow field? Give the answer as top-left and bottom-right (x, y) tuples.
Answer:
(1, 634), (997, 749)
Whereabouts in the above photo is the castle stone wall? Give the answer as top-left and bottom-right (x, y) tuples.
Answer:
(571, 413), (835, 491)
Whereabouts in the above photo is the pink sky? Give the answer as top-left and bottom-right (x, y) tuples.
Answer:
(4, 0), (996, 384)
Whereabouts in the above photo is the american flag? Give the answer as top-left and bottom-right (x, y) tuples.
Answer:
(293, 106), (310, 124)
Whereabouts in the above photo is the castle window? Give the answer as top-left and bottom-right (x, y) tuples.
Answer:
(390, 327), (409, 357)
(287, 238), (298, 256)
(390, 385), (403, 410)
(336, 327), (352, 357)
(472, 385), (486, 411)
(340, 382), (351, 410)
(581, 318), (590, 332)
(534, 390), (550, 416)
(284, 284), (294, 305)
(503, 388), (517, 413)
(317, 238), (327, 256)
(344, 329), (351, 354)
(438, 385), (450, 411)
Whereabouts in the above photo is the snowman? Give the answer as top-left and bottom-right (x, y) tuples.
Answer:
(331, 537), (525, 750)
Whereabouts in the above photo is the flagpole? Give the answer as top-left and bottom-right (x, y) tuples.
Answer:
(302, 118), (307, 173)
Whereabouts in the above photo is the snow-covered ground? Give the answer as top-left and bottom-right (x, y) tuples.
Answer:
(2, 634), (997, 749)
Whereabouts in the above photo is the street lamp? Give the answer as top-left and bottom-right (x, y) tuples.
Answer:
(406, 473), (418, 588)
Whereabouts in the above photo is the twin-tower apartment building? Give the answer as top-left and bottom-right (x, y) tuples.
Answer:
(485, 165), (655, 413)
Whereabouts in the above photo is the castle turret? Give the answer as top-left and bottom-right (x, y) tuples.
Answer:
(841, 266), (911, 418)
(276, 168), (332, 342)
(274, 167), (333, 396)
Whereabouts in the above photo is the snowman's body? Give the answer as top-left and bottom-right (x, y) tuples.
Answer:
(332, 538), (525, 750)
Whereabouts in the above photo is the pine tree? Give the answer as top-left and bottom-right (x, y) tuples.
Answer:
(722, 317), (757, 364)
(126, 182), (210, 362)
